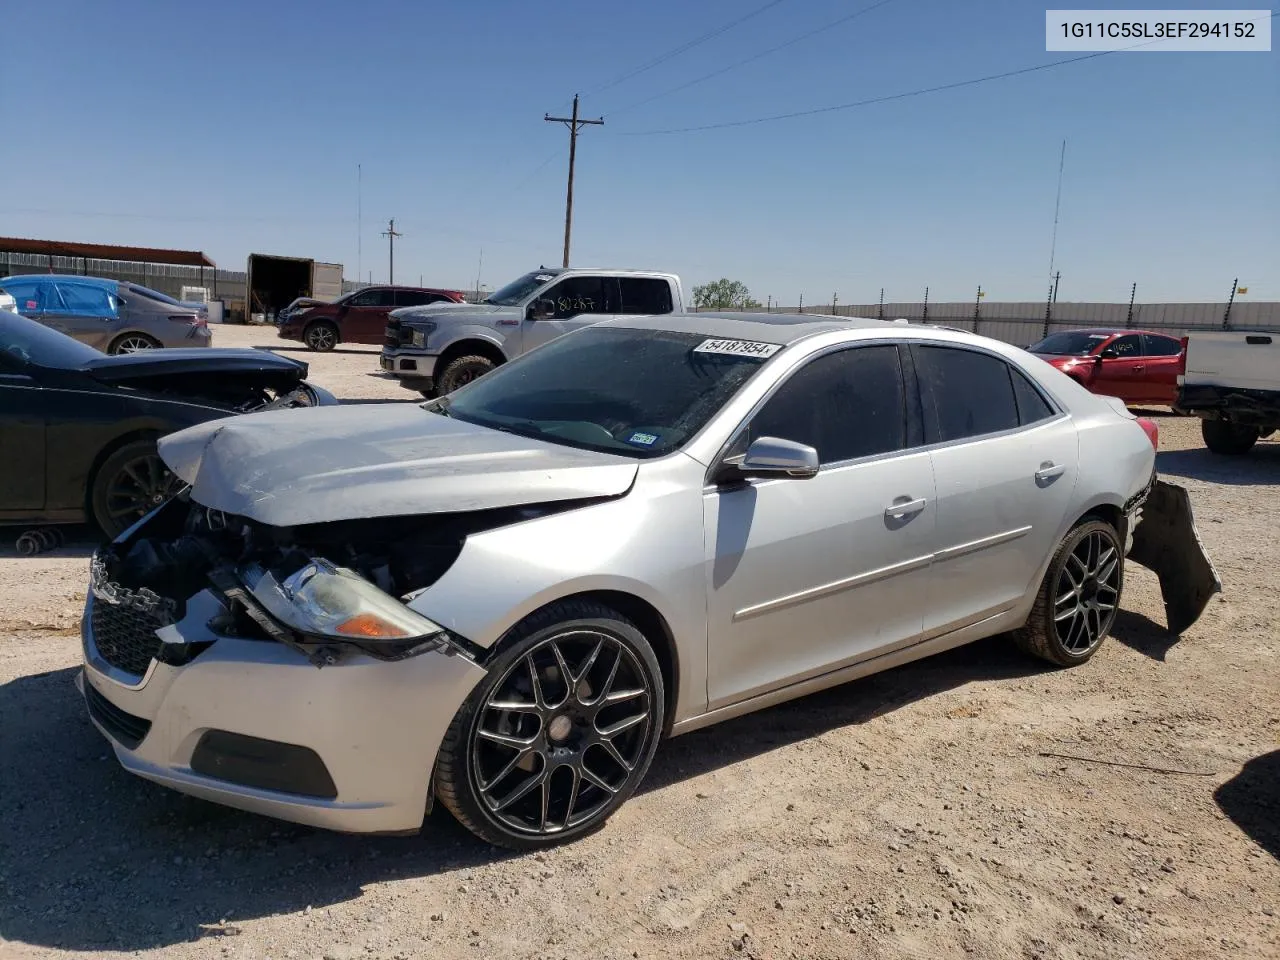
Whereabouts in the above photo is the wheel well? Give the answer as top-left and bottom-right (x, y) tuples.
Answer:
(303, 317), (339, 337)
(437, 339), (506, 371)
(84, 429), (161, 513)
(503, 590), (680, 737)
(1077, 503), (1123, 537)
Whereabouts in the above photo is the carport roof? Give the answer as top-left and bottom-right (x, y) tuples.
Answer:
(0, 236), (216, 268)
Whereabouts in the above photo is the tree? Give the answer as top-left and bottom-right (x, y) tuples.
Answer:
(692, 278), (762, 311)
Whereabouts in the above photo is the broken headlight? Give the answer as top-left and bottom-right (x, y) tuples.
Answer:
(250, 558), (451, 660)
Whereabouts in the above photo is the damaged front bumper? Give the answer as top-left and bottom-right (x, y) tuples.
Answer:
(79, 560), (486, 834)
(1127, 478), (1222, 635)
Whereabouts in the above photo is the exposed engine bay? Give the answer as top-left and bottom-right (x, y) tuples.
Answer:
(115, 373), (323, 414)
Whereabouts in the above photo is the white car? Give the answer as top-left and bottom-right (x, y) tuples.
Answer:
(0, 288), (16, 314)
(79, 313), (1219, 848)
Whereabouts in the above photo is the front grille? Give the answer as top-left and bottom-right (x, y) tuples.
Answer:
(90, 599), (169, 677)
(84, 678), (152, 749)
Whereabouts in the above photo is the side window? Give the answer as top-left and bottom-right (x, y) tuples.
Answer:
(1010, 366), (1056, 425)
(916, 346), (1020, 442)
(0, 281), (42, 313)
(349, 288), (392, 307)
(746, 346), (906, 465)
(618, 278), (673, 315)
(1108, 334), (1142, 357)
(543, 276), (619, 317)
(1143, 334), (1182, 356)
(395, 290), (439, 307)
(56, 284), (114, 316)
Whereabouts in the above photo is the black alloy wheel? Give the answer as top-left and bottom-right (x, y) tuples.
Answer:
(91, 440), (185, 538)
(434, 601), (664, 849)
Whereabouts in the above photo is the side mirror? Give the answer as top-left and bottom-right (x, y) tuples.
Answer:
(722, 436), (819, 481)
(527, 298), (556, 321)
(1098, 347), (1119, 361)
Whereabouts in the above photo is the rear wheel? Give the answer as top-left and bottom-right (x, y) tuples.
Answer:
(437, 355), (496, 394)
(90, 439), (185, 539)
(303, 320), (339, 352)
(1013, 520), (1123, 667)
(1201, 419), (1259, 455)
(434, 600), (664, 849)
(108, 333), (161, 354)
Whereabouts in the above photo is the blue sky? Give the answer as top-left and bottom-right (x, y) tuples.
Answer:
(0, 0), (1275, 303)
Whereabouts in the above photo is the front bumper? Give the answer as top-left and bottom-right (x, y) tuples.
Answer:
(78, 588), (485, 833)
(380, 348), (440, 382)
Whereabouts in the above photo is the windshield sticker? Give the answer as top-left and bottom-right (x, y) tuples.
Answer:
(534, 275), (554, 283)
(626, 431), (659, 447)
(693, 338), (782, 359)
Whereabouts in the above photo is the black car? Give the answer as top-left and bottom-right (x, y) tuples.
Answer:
(0, 309), (337, 537)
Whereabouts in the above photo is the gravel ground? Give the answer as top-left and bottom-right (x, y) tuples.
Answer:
(1, 324), (1277, 960)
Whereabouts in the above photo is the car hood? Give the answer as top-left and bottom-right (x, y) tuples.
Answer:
(157, 403), (639, 527)
(390, 302), (521, 324)
(82, 348), (308, 383)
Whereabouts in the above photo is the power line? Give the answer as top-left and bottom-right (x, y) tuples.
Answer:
(588, 0), (793, 97)
(619, 11), (1279, 135)
(605, 0), (902, 119)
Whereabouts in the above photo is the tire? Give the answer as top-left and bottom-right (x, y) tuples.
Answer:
(1201, 418), (1259, 455)
(303, 320), (339, 352)
(437, 355), (496, 394)
(108, 333), (161, 355)
(434, 599), (665, 850)
(1013, 519), (1123, 667)
(90, 439), (185, 539)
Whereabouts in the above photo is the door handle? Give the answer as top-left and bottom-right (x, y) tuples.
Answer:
(1035, 462), (1066, 482)
(1133, 364), (1145, 373)
(884, 496), (927, 519)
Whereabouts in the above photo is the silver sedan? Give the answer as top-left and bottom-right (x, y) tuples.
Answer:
(78, 313), (1218, 848)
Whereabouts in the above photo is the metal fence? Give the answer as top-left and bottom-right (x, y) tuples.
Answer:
(760, 299), (1280, 346)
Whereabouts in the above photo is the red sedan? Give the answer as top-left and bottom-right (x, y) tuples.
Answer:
(1028, 328), (1184, 405)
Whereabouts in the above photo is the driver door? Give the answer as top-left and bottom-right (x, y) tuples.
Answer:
(1090, 334), (1145, 401)
(342, 287), (395, 342)
(703, 344), (935, 709)
(522, 276), (623, 353)
(0, 351), (46, 512)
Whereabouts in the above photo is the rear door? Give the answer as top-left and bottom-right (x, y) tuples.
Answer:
(1090, 333), (1145, 402)
(1141, 333), (1184, 404)
(340, 287), (395, 343)
(914, 344), (1078, 636)
(47, 282), (120, 351)
(523, 275), (623, 353)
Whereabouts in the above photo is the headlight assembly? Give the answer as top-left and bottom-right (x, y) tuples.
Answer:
(249, 559), (462, 661)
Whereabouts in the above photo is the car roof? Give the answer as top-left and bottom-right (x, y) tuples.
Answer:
(603, 312), (892, 345)
(1048, 327), (1172, 338)
(1, 274), (118, 290)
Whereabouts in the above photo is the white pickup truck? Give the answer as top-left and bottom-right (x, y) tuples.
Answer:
(381, 267), (685, 396)
(1174, 331), (1280, 454)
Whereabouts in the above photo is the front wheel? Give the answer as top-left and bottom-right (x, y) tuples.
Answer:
(1013, 520), (1123, 667)
(436, 354), (496, 394)
(90, 439), (185, 539)
(303, 320), (339, 352)
(1201, 418), (1259, 455)
(434, 600), (664, 849)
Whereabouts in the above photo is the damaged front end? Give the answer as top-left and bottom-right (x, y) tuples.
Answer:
(1126, 478), (1222, 635)
(88, 493), (574, 679)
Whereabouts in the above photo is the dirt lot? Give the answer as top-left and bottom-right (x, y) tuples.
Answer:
(1, 323), (1276, 960)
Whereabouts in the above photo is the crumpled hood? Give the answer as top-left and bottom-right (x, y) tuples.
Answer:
(157, 403), (638, 527)
(389, 302), (520, 325)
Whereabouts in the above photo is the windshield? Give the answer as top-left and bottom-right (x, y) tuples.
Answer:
(485, 270), (559, 306)
(1029, 332), (1112, 356)
(1, 309), (103, 368)
(437, 326), (778, 457)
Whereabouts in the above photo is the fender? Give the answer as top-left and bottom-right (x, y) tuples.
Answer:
(429, 324), (513, 359)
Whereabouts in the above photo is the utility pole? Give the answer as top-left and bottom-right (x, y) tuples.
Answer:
(832, 292), (838, 314)
(381, 218), (402, 285)
(878, 287), (884, 320)
(1052, 271), (1061, 303)
(545, 94), (604, 268)
(922, 286), (929, 323)
(798, 293), (804, 314)
(1223, 276), (1238, 329)
(974, 285), (983, 329)
(1126, 282), (1137, 326)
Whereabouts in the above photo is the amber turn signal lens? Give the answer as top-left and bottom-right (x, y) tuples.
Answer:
(334, 613), (410, 638)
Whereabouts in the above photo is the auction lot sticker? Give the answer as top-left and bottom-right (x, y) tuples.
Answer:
(693, 338), (783, 359)
(1046, 10), (1272, 50)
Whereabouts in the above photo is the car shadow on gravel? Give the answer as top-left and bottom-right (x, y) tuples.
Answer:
(1157, 446), (1280, 486)
(1214, 750), (1280, 860)
(256, 345), (377, 356)
(642, 634), (1044, 794)
(0, 637), (1048, 953)
(1110, 608), (1183, 662)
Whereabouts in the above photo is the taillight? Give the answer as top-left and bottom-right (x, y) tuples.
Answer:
(1178, 336), (1188, 375)
(168, 314), (200, 324)
(1136, 417), (1159, 451)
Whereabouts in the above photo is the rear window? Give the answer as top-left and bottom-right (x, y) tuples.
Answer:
(618, 278), (673, 315)
(123, 283), (184, 307)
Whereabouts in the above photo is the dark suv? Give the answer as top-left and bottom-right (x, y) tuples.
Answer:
(277, 285), (466, 351)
